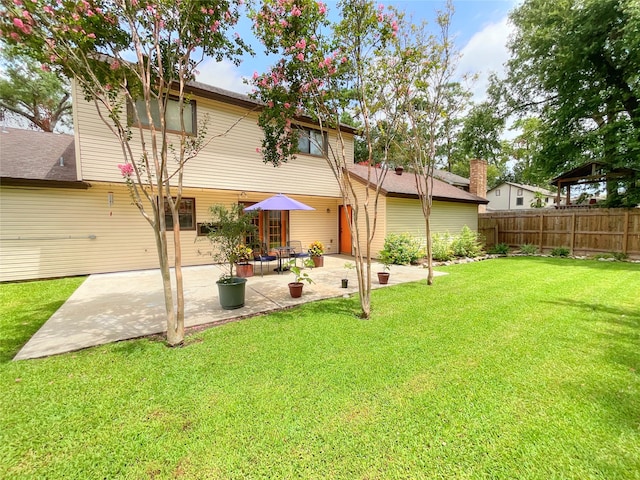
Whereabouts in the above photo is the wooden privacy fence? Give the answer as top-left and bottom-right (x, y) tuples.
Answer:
(478, 208), (640, 257)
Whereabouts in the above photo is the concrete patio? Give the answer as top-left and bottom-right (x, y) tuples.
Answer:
(15, 255), (443, 360)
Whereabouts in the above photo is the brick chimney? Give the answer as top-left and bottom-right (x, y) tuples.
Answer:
(469, 159), (487, 213)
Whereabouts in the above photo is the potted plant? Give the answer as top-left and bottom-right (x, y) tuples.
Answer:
(206, 203), (258, 309)
(308, 240), (325, 268)
(377, 250), (392, 285)
(287, 259), (314, 298)
(233, 244), (254, 278)
(342, 261), (355, 288)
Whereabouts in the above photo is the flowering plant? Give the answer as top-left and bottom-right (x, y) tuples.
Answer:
(308, 240), (324, 256)
(232, 244), (253, 263)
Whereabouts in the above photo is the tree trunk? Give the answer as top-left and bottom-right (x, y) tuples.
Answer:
(168, 223), (185, 347)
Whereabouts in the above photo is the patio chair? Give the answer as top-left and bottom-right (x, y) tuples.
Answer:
(253, 243), (278, 276)
(286, 240), (310, 268)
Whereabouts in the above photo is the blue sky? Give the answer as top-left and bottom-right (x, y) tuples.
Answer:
(196, 0), (519, 101)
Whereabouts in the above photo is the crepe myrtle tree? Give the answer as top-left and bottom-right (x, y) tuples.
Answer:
(250, 0), (403, 319)
(388, 0), (460, 285)
(0, 0), (251, 346)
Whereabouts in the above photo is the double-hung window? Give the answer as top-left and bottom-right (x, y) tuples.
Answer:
(164, 198), (195, 231)
(297, 128), (326, 156)
(132, 97), (196, 134)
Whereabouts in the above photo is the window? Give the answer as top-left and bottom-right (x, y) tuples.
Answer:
(516, 197), (524, 206)
(132, 97), (196, 134)
(517, 188), (523, 196)
(545, 197), (549, 204)
(298, 128), (326, 156)
(495, 189), (501, 197)
(164, 198), (195, 230)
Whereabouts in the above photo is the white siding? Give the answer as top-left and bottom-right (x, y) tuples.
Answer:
(486, 183), (554, 211)
(73, 82), (351, 198)
(386, 197), (479, 245)
(0, 183), (340, 282)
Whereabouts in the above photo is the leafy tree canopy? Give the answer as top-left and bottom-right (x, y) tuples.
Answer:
(506, 0), (640, 184)
(0, 52), (71, 132)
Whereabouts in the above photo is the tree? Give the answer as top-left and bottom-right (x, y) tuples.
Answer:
(0, 0), (250, 346)
(0, 52), (72, 132)
(387, 0), (460, 284)
(506, 0), (640, 203)
(251, 0), (401, 318)
(435, 81), (473, 173)
(508, 117), (552, 187)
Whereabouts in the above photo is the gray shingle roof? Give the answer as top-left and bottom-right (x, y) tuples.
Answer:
(0, 127), (79, 183)
(348, 165), (488, 204)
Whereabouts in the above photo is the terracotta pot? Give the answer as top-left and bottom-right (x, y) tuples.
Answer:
(377, 272), (390, 285)
(311, 255), (324, 268)
(288, 282), (304, 298)
(235, 263), (254, 278)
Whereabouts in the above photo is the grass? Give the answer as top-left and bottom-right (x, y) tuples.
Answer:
(1, 258), (639, 479)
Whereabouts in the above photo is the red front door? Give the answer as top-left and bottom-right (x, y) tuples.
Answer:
(339, 205), (352, 255)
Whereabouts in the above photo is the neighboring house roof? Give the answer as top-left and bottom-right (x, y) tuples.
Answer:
(0, 128), (88, 188)
(348, 165), (488, 205)
(432, 168), (470, 188)
(489, 182), (555, 196)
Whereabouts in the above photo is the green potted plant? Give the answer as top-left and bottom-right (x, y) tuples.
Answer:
(308, 240), (325, 268)
(206, 203), (257, 309)
(342, 261), (355, 288)
(377, 250), (392, 285)
(287, 259), (314, 298)
(233, 244), (254, 278)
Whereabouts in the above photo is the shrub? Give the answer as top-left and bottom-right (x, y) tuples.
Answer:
(431, 233), (454, 261)
(488, 243), (510, 255)
(380, 233), (425, 265)
(519, 244), (538, 256)
(451, 226), (484, 258)
(550, 246), (571, 257)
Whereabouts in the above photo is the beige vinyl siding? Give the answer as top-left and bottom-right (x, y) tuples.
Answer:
(386, 198), (479, 245)
(73, 82), (350, 198)
(0, 183), (341, 281)
(288, 196), (341, 255)
(349, 180), (387, 258)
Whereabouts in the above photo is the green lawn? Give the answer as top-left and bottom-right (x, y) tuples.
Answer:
(1, 258), (638, 479)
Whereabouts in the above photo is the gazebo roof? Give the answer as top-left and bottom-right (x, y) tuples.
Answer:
(550, 161), (638, 187)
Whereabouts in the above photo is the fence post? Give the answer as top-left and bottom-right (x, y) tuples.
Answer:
(622, 210), (630, 254)
(570, 213), (576, 254)
(538, 214), (544, 252)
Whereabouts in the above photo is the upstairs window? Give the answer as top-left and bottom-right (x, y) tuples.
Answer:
(298, 128), (326, 156)
(495, 189), (501, 197)
(132, 97), (196, 134)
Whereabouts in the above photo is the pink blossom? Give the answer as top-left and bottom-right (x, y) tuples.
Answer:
(296, 53), (304, 61)
(252, 71), (259, 80)
(318, 2), (326, 14)
(284, 102), (291, 109)
(12, 17), (25, 29)
(110, 60), (120, 70)
(341, 56), (348, 63)
(43, 5), (54, 14)
(40, 64), (50, 72)
(118, 163), (134, 177)
(267, 101), (274, 107)
(291, 6), (302, 17)
(87, 32), (96, 38)
(255, 147), (261, 154)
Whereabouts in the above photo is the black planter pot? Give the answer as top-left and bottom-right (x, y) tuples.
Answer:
(217, 277), (247, 310)
(341, 278), (348, 288)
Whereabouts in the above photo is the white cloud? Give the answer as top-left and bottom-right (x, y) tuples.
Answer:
(195, 59), (252, 94)
(458, 15), (513, 102)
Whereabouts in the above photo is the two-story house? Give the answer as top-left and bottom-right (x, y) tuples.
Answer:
(486, 182), (556, 211)
(0, 81), (487, 282)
